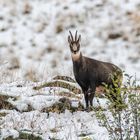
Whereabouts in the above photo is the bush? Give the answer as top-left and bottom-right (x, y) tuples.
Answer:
(95, 74), (140, 140)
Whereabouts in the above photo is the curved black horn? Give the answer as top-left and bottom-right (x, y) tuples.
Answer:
(75, 30), (78, 41)
(69, 31), (73, 42)
(77, 34), (81, 42)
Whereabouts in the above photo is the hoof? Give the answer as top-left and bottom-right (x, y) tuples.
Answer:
(84, 108), (89, 112)
(84, 106), (94, 112)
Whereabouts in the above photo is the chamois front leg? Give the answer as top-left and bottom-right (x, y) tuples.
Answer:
(89, 92), (95, 106)
(89, 84), (96, 107)
(82, 88), (89, 109)
(83, 87), (95, 110)
(84, 92), (89, 109)
(84, 90), (95, 111)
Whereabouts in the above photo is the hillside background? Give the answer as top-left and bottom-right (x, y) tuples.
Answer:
(0, 0), (140, 83)
(0, 0), (140, 140)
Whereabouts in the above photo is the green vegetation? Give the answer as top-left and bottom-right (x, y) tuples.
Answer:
(95, 74), (140, 140)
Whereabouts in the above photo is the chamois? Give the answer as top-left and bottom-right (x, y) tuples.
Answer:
(68, 30), (123, 109)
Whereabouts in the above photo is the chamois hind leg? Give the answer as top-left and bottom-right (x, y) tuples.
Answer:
(84, 93), (89, 109)
(89, 92), (95, 106)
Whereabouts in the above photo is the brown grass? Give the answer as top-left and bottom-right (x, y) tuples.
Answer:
(0, 94), (15, 110)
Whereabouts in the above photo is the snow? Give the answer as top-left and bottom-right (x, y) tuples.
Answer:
(0, 76), (110, 139)
(0, 0), (140, 139)
(0, 129), (19, 140)
(1, 110), (109, 140)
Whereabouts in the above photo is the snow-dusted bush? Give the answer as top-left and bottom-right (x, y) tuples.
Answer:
(95, 74), (140, 140)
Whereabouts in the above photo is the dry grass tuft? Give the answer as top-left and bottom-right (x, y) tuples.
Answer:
(24, 69), (38, 82)
(42, 97), (84, 113)
(23, 2), (32, 15)
(0, 94), (16, 110)
(33, 80), (81, 94)
(8, 57), (20, 70)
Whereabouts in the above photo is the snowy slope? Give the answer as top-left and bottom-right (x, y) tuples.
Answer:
(0, 0), (140, 139)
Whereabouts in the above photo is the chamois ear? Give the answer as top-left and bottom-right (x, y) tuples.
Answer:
(68, 35), (71, 44)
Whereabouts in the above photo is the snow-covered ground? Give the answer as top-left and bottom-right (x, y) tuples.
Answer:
(0, 0), (140, 139)
(0, 79), (109, 140)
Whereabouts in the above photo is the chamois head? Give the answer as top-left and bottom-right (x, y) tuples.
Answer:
(68, 31), (81, 55)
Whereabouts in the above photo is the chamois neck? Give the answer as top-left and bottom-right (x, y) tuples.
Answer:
(71, 51), (82, 61)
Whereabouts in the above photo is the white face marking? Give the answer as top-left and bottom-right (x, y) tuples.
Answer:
(71, 51), (81, 61)
(73, 44), (77, 51)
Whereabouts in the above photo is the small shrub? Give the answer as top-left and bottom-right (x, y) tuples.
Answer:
(95, 74), (140, 140)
